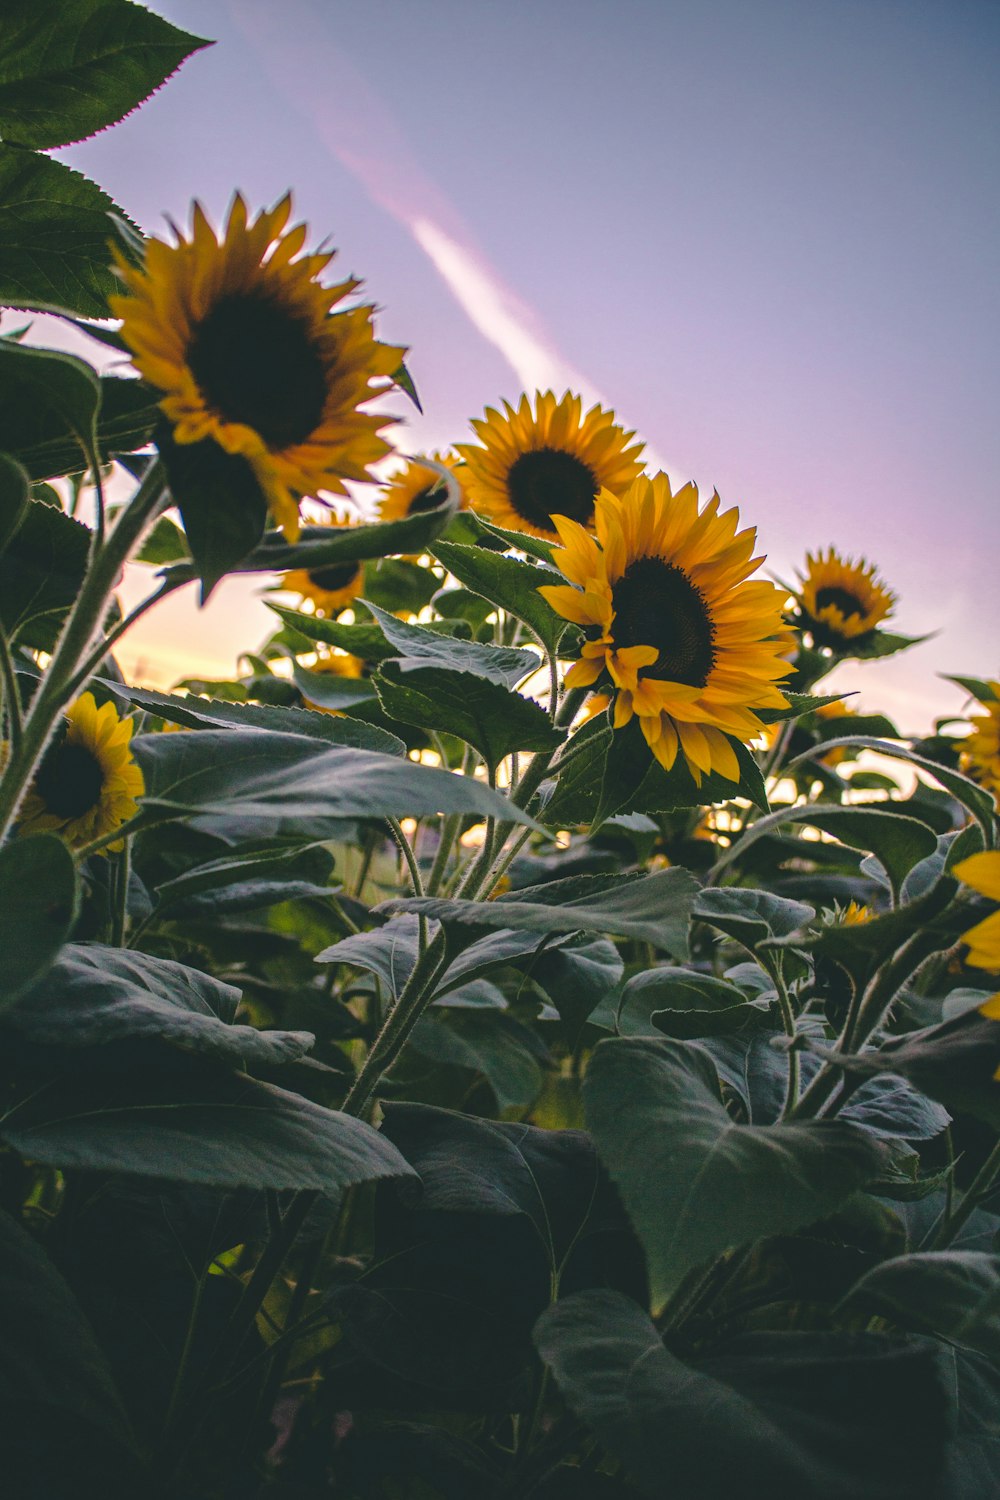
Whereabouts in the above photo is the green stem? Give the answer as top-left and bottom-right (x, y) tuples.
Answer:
(426, 813), (460, 896)
(0, 623), (22, 754)
(924, 1136), (1000, 1251)
(110, 839), (131, 947)
(0, 460), (167, 844)
(385, 816), (424, 897)
(64, 575), (183, 700)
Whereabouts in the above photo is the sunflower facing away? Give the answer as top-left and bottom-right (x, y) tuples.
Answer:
(540, 474), (792, 784)
(795, 547), (895, 649)
(960, 685), (1000, 803)
(109, 193), (405, 541)
(456, 391), (645, 540)
(954, 851), (1000, 972)
(19, 693), (144, 852)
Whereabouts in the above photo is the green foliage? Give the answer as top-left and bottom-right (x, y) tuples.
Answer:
(0, 492), (90, 647)
(0, 834), (77, 1008)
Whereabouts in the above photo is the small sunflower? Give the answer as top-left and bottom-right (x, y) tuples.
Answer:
(456, 391), (645, 540)
(19, 693), (144, 852)
(109, 193), (405, 541)
(837, 900), (873, 926)
(378, 452), (465, 525)
(540, 474), (792, 785)
(960, 685), (1000, 803)
(281, 517), (365, 615)
(954, 851), (1000, 972)
(795, 547), (895, 649)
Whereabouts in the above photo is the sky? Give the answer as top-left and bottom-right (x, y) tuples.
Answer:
(55, 0), (1000, 727)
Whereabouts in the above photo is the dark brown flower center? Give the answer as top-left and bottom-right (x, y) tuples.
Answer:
(611, 556), (715, 687)
(34, 735), (104, 819)
(505, 447), (598, 533)
(306, 560), (362, 593)
(814, 586), (864, 620)
(406, 483), (445, 516)
(187, 291), (328, 451)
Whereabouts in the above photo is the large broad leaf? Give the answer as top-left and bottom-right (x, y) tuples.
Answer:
(584, 1037), (885, 1310)
(118, 683), (404, 755)
(383, 866), (699, 958)
(790, 736), (997, 840)
(366, 600), (539, 687)
(528, 934), (623, 1045)
(0, 337), (100, 480)
(0, 145), (137, 317)
(712, 802), (938, 902)
(0, 0), (209, 149)
(7, 374), (160, 482)
(594, 715), (769, 824)
(150, 842), (336, 922)
(535, 1289), (949, 1500)
(156, 424), (268, 598)
(693, 886), (816, 950)
(540, 715), (612, 826)
(0, 835), (77, 1011)
(1, 1069), (415, 1190)
(291, 663), (377, 711)
(374, 661), (562, 771)
(318, 916), (552, 1003)
(408, 1014), (545, 1111)
(617, 966), (765, 1042)
(0, 494), (90, 646)
(0, 1211), (144, 1497)
(841, 1252), (1000, 1359)
(430, 539), (568, 653)
(0, 449), (28, 552)
(132, 728), (538, 837)
(4, 944), (314, 1067)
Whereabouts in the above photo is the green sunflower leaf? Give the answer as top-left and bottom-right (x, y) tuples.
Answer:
(583, 1037), (885, 1311)
(381, 866), (698, 958)
(839, 1252), (1000, 1358)
(790, 736), (997, 841)
(0, 337), (100, 481)
(0, 835), (77, 1010)
(430, 539), (568, 654)
(0, 450), (29, 554)
(131, 728), (540, 839)
(591, 715), (768, 826)
(290, 664), (378, 711)
(0, 145), (139, 317)
(132, 511), (188, 565)
(0, 0), (211, 149)
(266, 605), (391, 663)
(535, 1290), (949, 1500)
(6, 375), (160, 483)
(114, 684), (405, 756)
(149, 843), (337, 922)
(3, 944), (314, 1068)
(943, 675), (997, 705)
(0, 495), (91, 648)
(0, 1070), (415, 1191)
(850, 629), (930, 660)
(692, 887), (816, 949)
(155, 424), (268, 599)
(374, 662), (562, 772)
(538, 715), (612, 825)
(365, 601), (540, 687)
(409, 1014), (545, 1112)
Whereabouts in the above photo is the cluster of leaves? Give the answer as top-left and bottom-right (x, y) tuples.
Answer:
(1, 6), (1000, 1500)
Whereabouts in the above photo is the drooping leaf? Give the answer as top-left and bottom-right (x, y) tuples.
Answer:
(151, 842), (336, 921)
(4, 943), (313, 1068)
(383, 866), (699, 958)
(1, 1069), (415, 1191)
(132, 727), (539, 839)
(0, 0), (210, 149)
(0, 144), (138, 317)
(584, 1036), (885, 1310)
(156, 424), (268, 598)
(366, 600), (539, 687)
(0, 496), (90, 647)
(617, 966), (765, 1042)
(528, 934), (623, 1045)
(535, 1290), (949, 1500)
(374, 661), (563, 771)
(841, 1252), (1000, 1359)
(0, 835), (77, 1010)
(0, 337), (100, 480)
(693, 886), (815, 950)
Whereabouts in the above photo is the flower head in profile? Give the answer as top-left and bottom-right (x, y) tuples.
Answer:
(540, 474), (791, 785)
(109, 193), (405, 541)
(959, 684), (1000, 803)
(19, 693), (144, 852)
(954, 851), (1000, 972)
(794, 547), (895, 649)
(456, 391), (644, 540)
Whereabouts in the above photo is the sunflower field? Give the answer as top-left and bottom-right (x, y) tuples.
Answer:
(2, 7), (1000, 1499)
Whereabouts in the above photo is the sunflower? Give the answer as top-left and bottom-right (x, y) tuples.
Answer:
(539, 474), (792, 784)
(280, 517), (365, 616)
(960, 685), (1000, 803)
(456, 391), (645, 540)
(378, 452), (465, 525)
(109, 193), (405, 541)
(19, 693), (144, 852)
(794, 547), (895, 649)
(954, 851), (1000, 972)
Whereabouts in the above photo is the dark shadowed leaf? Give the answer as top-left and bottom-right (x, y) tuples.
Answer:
(430, 539), (568, 653)
(156, 424), (268, 597)
(0, 835), (77, 1010)
(367, 600), (539, 686)
(693, 886), (815, 950)
(0, 450), (28, 552)
(0, 495), (90, 646)
(841, 1252), (1000, 1358)
(118, 683), (405, 755)
(375, 661), (562, 771)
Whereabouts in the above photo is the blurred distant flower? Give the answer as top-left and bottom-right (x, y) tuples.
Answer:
(954, 851), (1000, 972)
(959, 683), (1000, 802)
(282, 516), (365, 616)
(837, 900), (873, 926)
(378, 452), (465, 524)
(19, 693), (143, 852)
(794, 547), (895, 650)
(302, 651), (367, 715)
(110, 193), (405, 541)
(457, 391), (644, 540)
(540, 474), (790, 785)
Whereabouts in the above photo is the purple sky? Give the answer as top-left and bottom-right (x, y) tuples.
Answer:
(61, 0), (999, 726)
